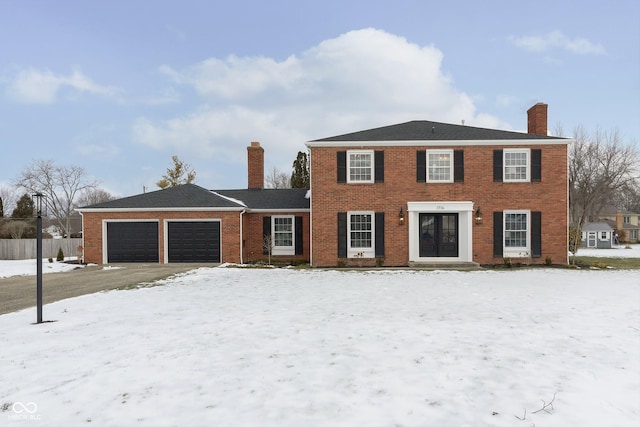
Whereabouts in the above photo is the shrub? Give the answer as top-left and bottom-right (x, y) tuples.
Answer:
(544, 256), (553, 266)
(56, 247), (64, 262)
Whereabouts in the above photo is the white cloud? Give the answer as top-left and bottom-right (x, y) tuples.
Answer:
(509, 31), (606, 55)
(6, 68), (121, 104)
(137, 28), (508, 171)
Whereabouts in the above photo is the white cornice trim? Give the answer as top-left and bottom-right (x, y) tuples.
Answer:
(76, 207), (244, 213)
(306, 138), (572, 148)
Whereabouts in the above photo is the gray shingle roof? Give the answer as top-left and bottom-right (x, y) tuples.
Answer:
(582, 222), (614, 232)
(80, 184), (243, 209)
(215, 188), (310, 210)
(78, 184), (310, 211)
(311, 120), (565, 142)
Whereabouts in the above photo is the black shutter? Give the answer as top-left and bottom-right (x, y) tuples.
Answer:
(374, 151), (384, 183)
(417, 150), (426, 182)
(263, 216), (271, 255)
(375, 212), (385, 258)
(295, 216), (303, 255)
(454, 150), (464, 182)
(493, 150), (503, 182)
(531, 211), (542, 257)
(531, 149), (542, 182)
(338, 212), (347, 258)
(493, 211), (503, 258)
(337, 151), (347, 183)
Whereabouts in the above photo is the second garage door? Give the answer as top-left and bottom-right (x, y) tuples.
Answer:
(167, 221), (221, 263)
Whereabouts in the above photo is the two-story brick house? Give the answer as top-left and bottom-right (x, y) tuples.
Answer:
(78, 103), (569, 267)
(306, 103), (569, 266)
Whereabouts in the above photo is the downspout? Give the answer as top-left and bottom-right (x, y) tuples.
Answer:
(239, 209), (245, 264)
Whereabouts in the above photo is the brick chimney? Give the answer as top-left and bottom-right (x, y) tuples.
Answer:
(527, 102), (548, 136)
(247, 141), (264, 189)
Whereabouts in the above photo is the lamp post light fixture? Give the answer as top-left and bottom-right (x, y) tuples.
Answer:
(475, 207), (483, 225)
(399, 207), (405, 225)
(32, 193), (44, 324)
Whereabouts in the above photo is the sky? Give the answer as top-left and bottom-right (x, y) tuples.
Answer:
(1, 0), (638, 202)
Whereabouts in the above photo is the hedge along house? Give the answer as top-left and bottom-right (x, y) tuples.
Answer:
(77, 142), (310, 264)
(306, 103), (570, 267)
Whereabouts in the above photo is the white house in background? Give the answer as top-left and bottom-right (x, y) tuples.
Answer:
(581, 222), (615, 249)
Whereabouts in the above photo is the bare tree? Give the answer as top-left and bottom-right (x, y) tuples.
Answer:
(77, 187), (116, 207)
(16, 160), (98, 239)
(265, 166), (291, 189)
(156, 155), (196, 188)
(0, 184), (18, 217)
(568, 127), (638, 231)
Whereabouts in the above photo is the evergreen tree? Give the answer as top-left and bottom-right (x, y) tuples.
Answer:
(157, 155), (197, 188)
(12, 194), (35, 219)
(290, 151), (310, 189)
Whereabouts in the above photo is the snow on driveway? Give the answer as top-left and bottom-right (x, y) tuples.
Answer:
(1, 267), (638, 426)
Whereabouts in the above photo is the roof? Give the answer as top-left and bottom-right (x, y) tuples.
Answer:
(582, 222), (614, 232)
(78, 184), (243, 210)
(308, 120), (567, 144)
(77, 184), (310, 212)
(216, 188), (310, 210)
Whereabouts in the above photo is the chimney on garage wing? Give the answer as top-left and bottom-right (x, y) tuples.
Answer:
(527, 102), (548, 136)
(247, 141), (264, 189)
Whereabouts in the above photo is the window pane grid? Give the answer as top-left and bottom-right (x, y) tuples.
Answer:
(504, 152), (527, 180)
(427, 152), (452, 182)
(505, 213), (527, 248)
(273, 217), (293, 247)
(349, 153), (372, 182)
(350, 214), (372, 248)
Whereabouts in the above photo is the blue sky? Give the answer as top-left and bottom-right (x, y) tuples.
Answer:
(1, 0), (638, 201)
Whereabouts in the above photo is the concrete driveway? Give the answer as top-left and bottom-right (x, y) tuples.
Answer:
(0, 263), (214, 316)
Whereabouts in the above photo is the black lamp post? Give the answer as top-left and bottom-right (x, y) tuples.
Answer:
(33, 193), (44, 324)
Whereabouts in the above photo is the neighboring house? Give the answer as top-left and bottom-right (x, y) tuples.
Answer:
(305, 102), (570, 267)
(580, 222), (615, 248)
(77, 142), (310, 264)
(594, 207), (640, 243)
(78, 102), (570, 266)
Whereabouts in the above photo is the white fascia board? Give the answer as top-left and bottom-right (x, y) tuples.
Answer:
(306, 139), (571, 148)
(76, 207), (244, 213)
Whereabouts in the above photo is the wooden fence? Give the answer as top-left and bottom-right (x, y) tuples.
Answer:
(0, 238), (83, 260)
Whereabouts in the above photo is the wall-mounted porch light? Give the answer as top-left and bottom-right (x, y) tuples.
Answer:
(399, 207), (405, 225)
(475, 207), (483, 225)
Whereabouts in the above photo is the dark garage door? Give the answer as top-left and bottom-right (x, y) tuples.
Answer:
(168, 221), (221, 263)
(107, 222), (159, 263)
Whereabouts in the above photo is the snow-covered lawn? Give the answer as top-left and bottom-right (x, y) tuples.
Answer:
(1, 267), (638, 427)
(573, 244), (640, 259)
(0, 258), (81, 279)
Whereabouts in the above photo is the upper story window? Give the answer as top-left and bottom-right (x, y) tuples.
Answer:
(347, 150), (374, 183)
(427, 150), (453, 183)
(623, 216), (630, 224)
(504, 149), (530, 182)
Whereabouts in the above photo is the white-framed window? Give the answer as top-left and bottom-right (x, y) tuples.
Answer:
(427, 149), (453, 183)
(348, 211), (375, 258)
(504, 210), (530, 257)
(623, 216), (630, 224)
(630, 229), (638, 240)
(347, 150), (374, 183)
(600, 231), (609, 240)
(504, 149), (530, 182)
(272, 216), (294, 255)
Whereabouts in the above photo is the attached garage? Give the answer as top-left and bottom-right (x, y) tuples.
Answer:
(167, 221), (221, 263)
(107, 221), (159, 263)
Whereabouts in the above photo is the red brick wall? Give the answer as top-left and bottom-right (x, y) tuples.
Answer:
(309, 144), (568, 266)
(242, 212), (310, 263)
(81, 210), (242, 264)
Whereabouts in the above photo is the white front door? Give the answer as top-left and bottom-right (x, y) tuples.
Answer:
(587, 232), (597, 248)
